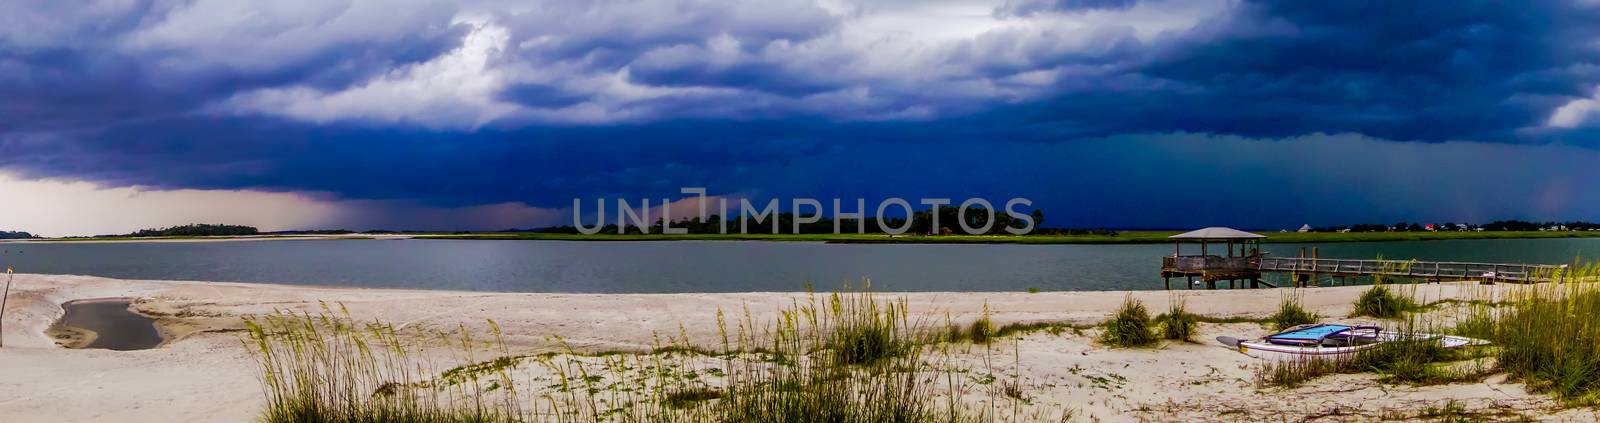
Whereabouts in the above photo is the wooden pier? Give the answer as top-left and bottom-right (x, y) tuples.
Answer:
(1160, 227), (1569, 289)
(1257, 257), (1566, 284)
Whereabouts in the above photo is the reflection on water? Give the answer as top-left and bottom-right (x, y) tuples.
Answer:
(4, 238), (1597, 293)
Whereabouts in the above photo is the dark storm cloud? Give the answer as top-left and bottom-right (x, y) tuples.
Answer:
(978, 0), (1600, 143)
(4, 0), (1600, 229)
(0, 0), (468, 131)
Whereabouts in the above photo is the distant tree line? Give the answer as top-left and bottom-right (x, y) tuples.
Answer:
(525, 207), (1116, 236)
(1307, 220), (1600, 232)
(1481, 220), (1600, 231)
(0, 231), (38, 239)
(265, 229), (356, 235)
(130, 224), (259, 237)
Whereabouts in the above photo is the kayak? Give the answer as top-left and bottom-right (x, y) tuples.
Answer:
(1216, 323), (1485, 362)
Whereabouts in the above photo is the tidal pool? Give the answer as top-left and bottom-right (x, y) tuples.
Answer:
(51, 298), (164, 351)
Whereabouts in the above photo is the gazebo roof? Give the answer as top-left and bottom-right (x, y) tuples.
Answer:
(1169, 227), (1266, 240)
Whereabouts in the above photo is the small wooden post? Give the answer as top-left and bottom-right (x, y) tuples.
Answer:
(0, 267), (12, 348)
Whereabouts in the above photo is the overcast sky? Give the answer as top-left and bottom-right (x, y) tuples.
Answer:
(4, 0), (1600, 236)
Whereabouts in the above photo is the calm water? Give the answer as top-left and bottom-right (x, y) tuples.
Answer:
(2, 238), (1596, 293)
(55, 299), (164, 350)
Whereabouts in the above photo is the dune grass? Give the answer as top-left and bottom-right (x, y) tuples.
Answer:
(1098, 297), (1157, 348)
(1154, 295), (1198, 343)
(1493, 266), (1600, 406)
(1267, 290), (1319, 331)
(1351, 285), (1421, 319)
(243, 292), (1061, 422)
(967, 303), (995, 345)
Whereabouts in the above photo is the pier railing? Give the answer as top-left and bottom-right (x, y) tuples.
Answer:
(1163, 255), (1256, 272)
(1256, 257), (1565, 283)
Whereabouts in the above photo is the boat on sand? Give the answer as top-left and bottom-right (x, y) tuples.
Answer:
(1216, 323), (1485, 361)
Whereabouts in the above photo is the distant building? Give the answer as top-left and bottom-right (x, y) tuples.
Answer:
(1298, 224), (1311, 233)
(1425, 223), (1435, 231)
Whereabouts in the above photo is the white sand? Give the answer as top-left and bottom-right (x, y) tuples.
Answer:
(0, 274), (1593, 422)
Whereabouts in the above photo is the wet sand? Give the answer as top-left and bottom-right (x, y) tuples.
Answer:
(0, 274), (1594, 422)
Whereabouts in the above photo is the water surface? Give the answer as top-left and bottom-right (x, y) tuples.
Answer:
(3, 238), (1595, 293)
(54, 299), (164, 350)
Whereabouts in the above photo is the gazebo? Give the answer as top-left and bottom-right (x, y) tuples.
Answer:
(1161, 227), (1269, 289)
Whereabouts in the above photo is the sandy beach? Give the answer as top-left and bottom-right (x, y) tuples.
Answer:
(0, 274), (1595, 422)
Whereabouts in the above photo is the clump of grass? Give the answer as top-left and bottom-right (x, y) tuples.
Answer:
(826, 291), (910, 366)
(1268, 291), (1319, 330)
(1449, 305), (1498, 341)
(1155, 296), (1198, 342)
(1351, 285), (1420, 319)
(1494, 275), (1600, 406)
(661, 387), (722, 409)
(942, 320), (965, 343)
(993, 321), (1086, 338)
(1098, 296), (1157, 348)
(968, 303), (995, 344)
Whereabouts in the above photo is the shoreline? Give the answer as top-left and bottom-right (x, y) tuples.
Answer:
(0, 274), (1595, 421)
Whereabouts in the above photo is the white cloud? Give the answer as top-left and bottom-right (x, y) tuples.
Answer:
(1546, 90), (1600, 128)
(218, 20), (520, 129)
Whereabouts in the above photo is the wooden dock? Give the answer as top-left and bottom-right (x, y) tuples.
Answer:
(1157, 227), (1570, 289)
(1162, 255), (1568, 289)
(1257, 257), (1567, 284)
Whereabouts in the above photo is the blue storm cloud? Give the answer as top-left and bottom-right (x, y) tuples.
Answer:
(3, 0), (1600, 228)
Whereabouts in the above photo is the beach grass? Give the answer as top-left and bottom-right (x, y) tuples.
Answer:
(1267, 290), (1319, 331)
(1493, 265), (1600, 406)
(1098, 297), (1157, 348)
(1350, 285), (1422, 319)
(966, 303), (995, 345)
(1155, 295), (1198, 343)
(243, 292), (1059, 422)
